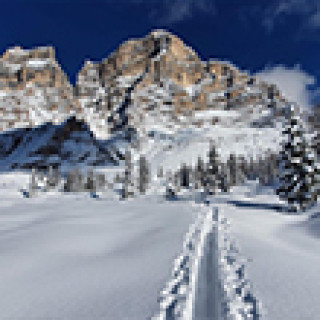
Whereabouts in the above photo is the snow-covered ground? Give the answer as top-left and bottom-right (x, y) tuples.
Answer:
(213, 181), (320, 320)
(0, 174), (195, 319)
(1, 171), (319, 319)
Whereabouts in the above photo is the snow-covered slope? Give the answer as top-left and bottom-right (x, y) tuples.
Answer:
(213, 181), (320, 320)
(0, 175), (195, 319)
(0, 117), (128, 170)
(141, 108), (284, 180)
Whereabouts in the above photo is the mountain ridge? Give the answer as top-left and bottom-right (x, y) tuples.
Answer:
(0, 29), (286, 134)
(0, 29), (289, 170)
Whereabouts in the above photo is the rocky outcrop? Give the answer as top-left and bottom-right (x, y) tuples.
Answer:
(0, 116), (121, 170)
(0, 46), (78, 131)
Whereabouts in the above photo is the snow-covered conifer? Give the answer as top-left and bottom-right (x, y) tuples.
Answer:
(121, 148), (135, 199)
(219, 162), (231, 192)
(173, 170), (181, 192)
(157, 166), (164, 178)
(165, 172), (177, 200)
(26, 167), (39, 197)
(194, 156), (206, 189)
(227, 153), (239, 187)
(311, 130), (320, 160)
(96, 173), (107, 190)
(259, 152), (279, 186)
(257, 156), (268, 186)
(179, 163), (191, 188)
(85, 168), (97, 193)
(46, 166), (60, 190)
(114, 173), (122, 184)
(277, 104), (320, 212)
(205, 143), (220, 194)
(138, 155), (150, 194)
(238, 156), (249, 180)
(247, 157), (258, 181)
(64, 168), (84, 192)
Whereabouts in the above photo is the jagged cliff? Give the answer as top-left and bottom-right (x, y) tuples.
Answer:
(0, 30), (285, 136)
(0, 46), (80, 131)
(75, 29), (285, 137)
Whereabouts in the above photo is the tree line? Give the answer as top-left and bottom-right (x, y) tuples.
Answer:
(24, 102), (320, 213)
(163, 144), (279, 200)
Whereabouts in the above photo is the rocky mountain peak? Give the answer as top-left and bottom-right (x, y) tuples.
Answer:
(0, 30), (286, 139)
(0, 45), (78, 131)
(75, 29), (286, 138)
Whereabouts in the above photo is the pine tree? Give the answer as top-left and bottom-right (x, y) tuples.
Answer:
(114, 173), (122, 184)
(157, 166), (164, 178)
(64, 168), (84, 192)
(194, 156), (206, 189)
(85, 168), (97, 193)
(173, 170), (181, 192)
(238, 156), (248, 181)
(311, 131), (320, 160)
(227, 153), (239, 187)
(261, 152), (279, 186)
(247, 156), (259, 181)
(138, 155), (150, 194)
(96, 173), (107, 190)
(218, 162), (231, 192)
(26, 167), (39, 197)
(180, 163), (191, 188)
(165, 172), (177, 200)
(205, 143), (220, 194)
(46, 166), (60, 190)
(257, 156), (269, 186)
(121, 148), (135, 199)
(277, 104), (319, 212)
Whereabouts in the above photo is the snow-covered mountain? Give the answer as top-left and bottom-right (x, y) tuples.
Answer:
(0, 46), (78, 131)
(0, 30), (290, 170)
(0, 117), (129, 171)
(76, 29), (287, 138)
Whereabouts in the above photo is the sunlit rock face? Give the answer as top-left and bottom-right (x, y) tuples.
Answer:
(0, 30), (286, 137)
(76, 29), (286, 137)
(0, 46), (79, 131)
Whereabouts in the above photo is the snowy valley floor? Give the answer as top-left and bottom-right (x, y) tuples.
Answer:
(1, 174), (320, 320)
(0, 176), (195, 319)
(213, 182), (320, 320)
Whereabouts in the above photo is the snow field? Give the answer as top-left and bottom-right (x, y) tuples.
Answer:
(0, 175), (196, 319)
(215, 181), (320, 320)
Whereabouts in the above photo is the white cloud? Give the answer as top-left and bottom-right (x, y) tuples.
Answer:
(162, 0), (192, 24)
(149, 0), (215, 25)
(307, 10), (320, 28)
(263, 0), (295, 32)
(256, 65), (317, 109)
(262, 0), (317, 32)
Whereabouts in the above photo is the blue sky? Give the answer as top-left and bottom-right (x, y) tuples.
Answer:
(1, 0), (320, 107)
